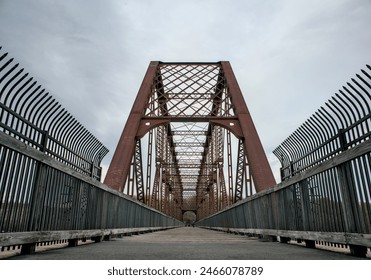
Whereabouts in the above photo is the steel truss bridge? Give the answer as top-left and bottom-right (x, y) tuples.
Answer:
(0, 47), (370, 258)
(104, 61), (276, 221)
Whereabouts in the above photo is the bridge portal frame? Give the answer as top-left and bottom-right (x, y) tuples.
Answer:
(104, 61), (276, 201)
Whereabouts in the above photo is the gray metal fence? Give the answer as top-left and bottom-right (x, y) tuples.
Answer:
(0, 46), (108, 180)
(273, 65), (370, 181)
(0, 48), (182, 254)
(196, 66), (371, 257)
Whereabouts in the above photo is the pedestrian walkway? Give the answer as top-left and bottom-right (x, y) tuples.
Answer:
(7, 227), (367, 260)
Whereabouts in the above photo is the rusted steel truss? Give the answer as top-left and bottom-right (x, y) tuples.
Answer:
(104, 62), (276, 220)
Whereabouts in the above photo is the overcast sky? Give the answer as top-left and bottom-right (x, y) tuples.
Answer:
(0, 0), (370, 182)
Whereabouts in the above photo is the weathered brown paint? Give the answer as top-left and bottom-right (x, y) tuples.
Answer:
(104, 61), (160, 192)
(221, 61), (276, 191)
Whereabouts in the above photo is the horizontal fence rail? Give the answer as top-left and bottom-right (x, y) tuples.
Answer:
(0, 46), (109, 180)
(196, 66), (371, 257)
(0, 48), (182, 255)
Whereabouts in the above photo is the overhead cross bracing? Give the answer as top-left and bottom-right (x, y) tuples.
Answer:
(104, 62), (276, 221)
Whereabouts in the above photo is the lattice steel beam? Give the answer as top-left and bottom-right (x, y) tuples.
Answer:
(235, 139), (245, 202)
(134, 139), (145, 203)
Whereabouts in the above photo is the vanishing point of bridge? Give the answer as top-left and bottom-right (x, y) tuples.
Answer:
(0, 47), (370, 259)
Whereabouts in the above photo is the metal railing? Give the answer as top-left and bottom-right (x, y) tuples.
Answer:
(196, 66), (371, 257)
(0, 48), (182, 254)
(0, 46), (108, 180)
(273, 65), (370, 181)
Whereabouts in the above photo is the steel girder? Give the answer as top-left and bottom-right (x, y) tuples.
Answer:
(104, 62), (276, 220)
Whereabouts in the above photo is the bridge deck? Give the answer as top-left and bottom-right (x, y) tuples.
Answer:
(7, 227), (367, 260)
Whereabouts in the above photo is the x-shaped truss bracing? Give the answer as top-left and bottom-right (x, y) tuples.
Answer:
(104, 62), (276, 221)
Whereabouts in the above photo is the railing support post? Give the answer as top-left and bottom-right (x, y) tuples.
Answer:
(92, 236), (103, 243)
(337, 163), (357, 233)
(349, 244), (367, 258)
(68, 239), (78, 247)
(90, 161), (95, 179)
(26, 163), (47, 231)
(20, 243), (36, 255)
(305, 240), (316, 248)
(279, 236), (290, 243)
(336, 128), (359, 233)
(299, 179), (312, 231)
(41, 130), (49, 152)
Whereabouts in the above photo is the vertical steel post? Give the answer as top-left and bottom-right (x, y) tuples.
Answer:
(235, 139), (245, 202)
(226, 130), (233, 203)
(134, 140), (145, 203)
(145, 130), (153, 204)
